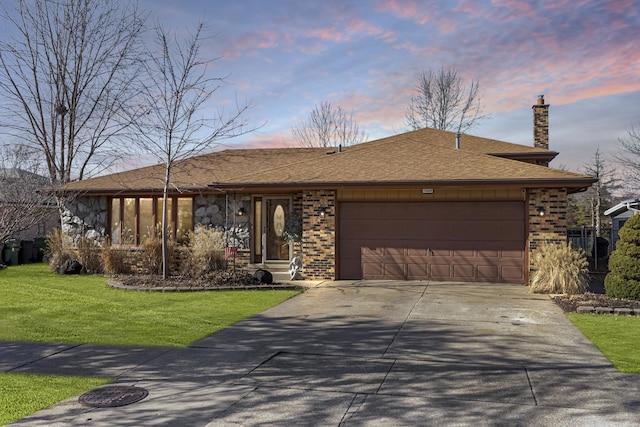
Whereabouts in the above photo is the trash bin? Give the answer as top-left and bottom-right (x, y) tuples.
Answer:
(20, 240), (34, 264)
(34, 237), (46, 262)
(3, 240), (21, 266)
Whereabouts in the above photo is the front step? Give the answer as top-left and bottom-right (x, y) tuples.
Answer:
(248, 263), (293, 282)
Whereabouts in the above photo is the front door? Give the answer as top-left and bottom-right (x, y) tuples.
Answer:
(264, 197), (291, 262)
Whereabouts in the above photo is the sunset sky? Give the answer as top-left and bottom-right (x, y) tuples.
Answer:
(138, 1), (639, 173)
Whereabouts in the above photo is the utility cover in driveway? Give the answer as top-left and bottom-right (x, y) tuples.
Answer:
(339, 201), (525, 283)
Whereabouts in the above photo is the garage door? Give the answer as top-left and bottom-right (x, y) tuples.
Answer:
(339, 201), (525, 283)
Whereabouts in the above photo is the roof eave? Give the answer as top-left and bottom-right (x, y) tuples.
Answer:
(490, 151), (559, 161)
(209, 177), (597, 191)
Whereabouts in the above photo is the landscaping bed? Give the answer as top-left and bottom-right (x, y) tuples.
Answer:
(110, 270), (303, 291)
(551, 293), (640, 314)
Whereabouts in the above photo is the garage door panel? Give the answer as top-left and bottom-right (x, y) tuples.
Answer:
(381, 222), (409, 239)
(407, 247), (430, 256)
(478, 265), (500, 281)
(501, 249), (525, 259)
(407, 263), (428, 279)
(362, 262), (383, 277)
(501, 266), (525, 282)
(453, 249), (475, 258)
(430, 263), (453, 279)
(383, 263), (406, 279)
(453, 264), (475, 280)
(339, 201), (525, 283)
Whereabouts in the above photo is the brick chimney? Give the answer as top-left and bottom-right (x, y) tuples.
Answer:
(532, 95), (549, 149)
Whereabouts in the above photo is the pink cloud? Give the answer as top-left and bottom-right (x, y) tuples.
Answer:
(222, 30), (280, 59)
(603, 0), (635, 13)
(376, 0), (433, 25)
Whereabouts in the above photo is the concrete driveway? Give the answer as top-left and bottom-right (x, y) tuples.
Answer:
(5, 281), (640, 426)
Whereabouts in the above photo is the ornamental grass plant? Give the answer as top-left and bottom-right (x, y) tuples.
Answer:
(530, 241), (589, 295)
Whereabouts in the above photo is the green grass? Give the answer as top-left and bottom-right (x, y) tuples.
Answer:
(568, 313), (640, 373)
(0, 373), (111, 425)
(0, 263), (301, 347)
(0, 263), (301, 424)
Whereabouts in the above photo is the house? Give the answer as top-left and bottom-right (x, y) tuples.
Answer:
(0, 168), (59, 264)
(61, 96), (596, 284)
(604, 199), (640, 250)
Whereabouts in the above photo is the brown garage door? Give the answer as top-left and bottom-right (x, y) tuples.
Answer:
(339, 201), (525, 283)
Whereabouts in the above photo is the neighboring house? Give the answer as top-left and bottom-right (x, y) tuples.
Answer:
(604, 199), (640, 250)
(61, 97), (596, 284)
(0, 168), (59, 241)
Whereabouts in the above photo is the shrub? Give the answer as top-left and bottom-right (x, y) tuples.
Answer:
(141, 235), (175, 275)
(76, 236), (104, 274)
(182, 225), (226, 278)
(44, 229), (74, 273)
(101, 244), (128, 275)
(530, 241), (589, 295)
(605, 214), (640, 300)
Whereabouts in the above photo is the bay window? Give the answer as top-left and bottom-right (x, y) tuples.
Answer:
(109, 196), (193, 245)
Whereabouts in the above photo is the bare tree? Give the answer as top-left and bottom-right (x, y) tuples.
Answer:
(573, 148), (621, 235)
(292, 101), (367, 148)
(0, 0), (146, 185)
(132, 21), (251, 279)
(406, 65), (486, 133)
(0, 145), (56, 246)
(616, 126), (640, 191)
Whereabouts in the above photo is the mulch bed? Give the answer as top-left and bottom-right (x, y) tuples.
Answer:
(109, 270), (302, 291)
(551, 293), (640, 313)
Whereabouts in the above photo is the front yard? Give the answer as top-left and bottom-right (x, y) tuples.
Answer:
(0, 264), (300, 347)
(0, 263), (301, 425)
(568, 314), (640, 373)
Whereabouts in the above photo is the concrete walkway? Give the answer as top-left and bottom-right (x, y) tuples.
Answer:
(3, 281), (639, 426)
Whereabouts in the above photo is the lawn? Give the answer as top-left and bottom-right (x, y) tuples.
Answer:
(568, 313), (640, 373)
(0, 373), (111, 425)
(0, 263), (301, 347)
(0, 263), (301, 425)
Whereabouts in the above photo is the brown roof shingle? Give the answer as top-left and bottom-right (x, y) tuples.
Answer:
(62, 128), (592, 193)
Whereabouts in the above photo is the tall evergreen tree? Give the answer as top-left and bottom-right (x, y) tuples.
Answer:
(605, 214), (640, 300)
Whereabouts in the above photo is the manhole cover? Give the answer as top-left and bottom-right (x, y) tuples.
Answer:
(79, 385), (148, 408)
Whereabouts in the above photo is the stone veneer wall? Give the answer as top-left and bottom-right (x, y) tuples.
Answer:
(60, 196), (108, 240)
(193, 194), (251, 249)
(61, 194), (252, 269)
(528, 188), (568, 281)
(302, 190), (335, 279)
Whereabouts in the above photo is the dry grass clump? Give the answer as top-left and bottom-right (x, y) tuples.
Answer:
(44, 229), (75, 272)
(530, 241), (589, 295)
(76, 236), (103, 274)
(181, 225), (226, 278)
(141, 235), (175, 275)
(101, 243), (128, 275)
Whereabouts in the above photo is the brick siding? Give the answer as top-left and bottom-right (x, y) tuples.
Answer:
(302, 190), (335, 279)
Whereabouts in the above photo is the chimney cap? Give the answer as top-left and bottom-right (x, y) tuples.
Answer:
(537, 95), (545, 105)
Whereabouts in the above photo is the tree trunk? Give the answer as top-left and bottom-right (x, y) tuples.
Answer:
(162, 164), (170, 279)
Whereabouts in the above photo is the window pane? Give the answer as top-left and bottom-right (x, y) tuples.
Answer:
(123, 198), (136, 245)
(139, 198), (154, 242)
(177, 198), (193, 244)
(156, 198), (172, 239)
(254, 199), (262, 258)
(111, 198), (121, 245)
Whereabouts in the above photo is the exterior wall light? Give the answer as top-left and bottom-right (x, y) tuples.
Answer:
(536, 206), (545, 217)
(319, 208), (327, 218)
(237, 207), (246, 216)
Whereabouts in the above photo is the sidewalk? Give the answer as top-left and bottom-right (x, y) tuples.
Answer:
(4, 281), (640, 426)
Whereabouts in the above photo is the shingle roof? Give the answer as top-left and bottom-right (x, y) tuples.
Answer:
(62, 127), (592, 193)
